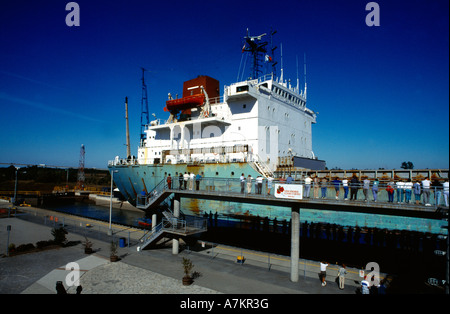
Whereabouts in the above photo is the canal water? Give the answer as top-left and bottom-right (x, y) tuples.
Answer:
(41, 202), (145, 227)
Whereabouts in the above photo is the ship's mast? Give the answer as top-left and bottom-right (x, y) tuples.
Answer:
(125, 96), (131, 158)
(304, 53), (307, 99)
(242, 29), (267, 80)
(140, 68), (149, 144)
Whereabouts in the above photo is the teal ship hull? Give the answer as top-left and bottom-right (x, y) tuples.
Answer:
(108, 162), (446, 235)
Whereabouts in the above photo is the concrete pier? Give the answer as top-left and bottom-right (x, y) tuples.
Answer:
(290, 206), (300, 282)
(172, 194), (180, 255)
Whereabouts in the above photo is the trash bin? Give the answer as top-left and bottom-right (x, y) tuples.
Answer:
(119, 237), (126, 248)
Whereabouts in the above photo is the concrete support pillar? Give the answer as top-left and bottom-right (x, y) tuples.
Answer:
(152, 214), (157, 231)
(290, 206), (300, 282)
(172, 194), (180, 255)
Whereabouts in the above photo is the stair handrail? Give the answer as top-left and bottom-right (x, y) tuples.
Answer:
(251, 154), (274, 178)
(136, 178), (168, 208)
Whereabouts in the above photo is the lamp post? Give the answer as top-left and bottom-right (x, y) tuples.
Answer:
(108, 170), (118, 236)
(12, 167), (20, 206)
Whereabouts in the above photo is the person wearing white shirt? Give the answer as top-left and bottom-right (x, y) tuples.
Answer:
(189, 172), (195, 190)
(304, 175), (312, 198)
(404, 179), (413, 203)
(342, 177), (349, 200)
(422, 177), (431, 206)
(256, 176), (263, 194)
(396, 180), (404, 203)
(443, 181), (449, 207)
(320, 261), (328, 286)
(240, 173), (245, 193)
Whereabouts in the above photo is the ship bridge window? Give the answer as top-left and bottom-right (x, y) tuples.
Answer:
(237, 85), (249, 93)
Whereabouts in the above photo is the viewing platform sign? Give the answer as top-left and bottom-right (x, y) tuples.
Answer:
(274, 184), (303, 200)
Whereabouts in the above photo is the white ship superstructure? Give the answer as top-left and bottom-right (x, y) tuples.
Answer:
(109, 29), (324, 207)
(137, 73), (317, 174)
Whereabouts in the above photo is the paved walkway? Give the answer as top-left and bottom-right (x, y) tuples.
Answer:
(0, 212), (360, 295)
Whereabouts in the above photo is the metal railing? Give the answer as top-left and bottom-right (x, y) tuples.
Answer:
(136, 179), (168, 209)
(163, 176), (449, 209)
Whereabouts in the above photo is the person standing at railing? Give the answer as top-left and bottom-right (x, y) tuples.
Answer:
(240, 173), (245, 193)
(183, 172), (189, 190)
(443, 180), (449, 207)
(246, 175), (256, 194)
(320, 177), (328, 199)
(266, 175), (274, 195)
(396, 180), (404, 203)
(350, 175), (359, 201)
(304, 174), (312, 198)
(342, 177), (349, 200)
(363, 178), (370, 202)
(422, 177), (431, 206)
(286, 174), (293, 184)
(189, 172), (195, 190)
(179, 173), (184, 190)
(167, 174), (172, 189)
(195, 173), (202, 190)
(332, 177), (341, 200)
(386, 183), (394, 203)
(432, 179), (443, 206)
(313, 176), (320, 199)
(256, 175), (263, 194)
(372, 178), (379, 202)
(246, 175), (253, 194)
(404, 179), (413, 204)
(413, 180), (421, 205)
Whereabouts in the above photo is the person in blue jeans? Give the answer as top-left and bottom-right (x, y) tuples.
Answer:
(372, 178), (379, 202)
(386, 183), (394, 203)
(342, 177), (349, 200)
(404, 179), (413, 203)
(413, 181), (421, 205)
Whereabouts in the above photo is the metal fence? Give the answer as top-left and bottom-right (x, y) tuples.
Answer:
(168, 176), (449, 209)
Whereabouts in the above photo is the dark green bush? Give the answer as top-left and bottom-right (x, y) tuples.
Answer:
(16, 243), (35, 252)
(51, 227), (68, 245)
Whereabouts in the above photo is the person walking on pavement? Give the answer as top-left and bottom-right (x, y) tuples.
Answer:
(337, 264), (348, 290)
(320, 261), (329, 286)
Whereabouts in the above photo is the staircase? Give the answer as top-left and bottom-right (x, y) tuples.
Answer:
(136, 179), (170, 210)
(251, 155), (274, 178)
(137, 214), (208, 251)
(136, 181), (207, 250)
(137, 218), (172, 251)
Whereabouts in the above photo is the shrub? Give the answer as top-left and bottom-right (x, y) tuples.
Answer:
(16, 243), (35, 252)
(51, 227), (68, 245)
(36, 240), (55, 249)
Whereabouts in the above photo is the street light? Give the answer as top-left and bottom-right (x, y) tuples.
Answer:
(108, 170), (119, 236)
(13, 167), (20, 205)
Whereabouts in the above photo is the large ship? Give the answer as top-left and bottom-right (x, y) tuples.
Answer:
(108, 30), (325, 215)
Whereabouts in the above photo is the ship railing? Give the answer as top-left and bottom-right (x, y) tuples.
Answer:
(172, 177), (449, 210)
(108, 157), (138, 167)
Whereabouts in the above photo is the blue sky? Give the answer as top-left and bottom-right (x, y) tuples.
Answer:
(0, 0), (448, 170)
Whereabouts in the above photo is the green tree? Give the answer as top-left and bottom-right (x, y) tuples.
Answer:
(401, 161), (414, 169)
